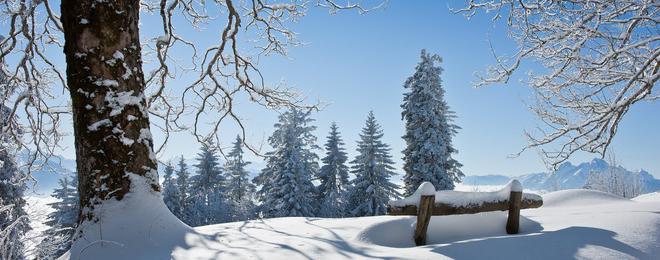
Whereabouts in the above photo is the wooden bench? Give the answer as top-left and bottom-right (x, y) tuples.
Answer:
(387, 180), (543, 246)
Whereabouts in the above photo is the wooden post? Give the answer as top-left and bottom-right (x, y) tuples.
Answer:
(506, 190), (522, 234)
(414, 195), (435, 246)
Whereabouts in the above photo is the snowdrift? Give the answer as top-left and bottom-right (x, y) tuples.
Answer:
(356, 212), (542, 248)
(542, 189), (629, 207)
(632, 192), (660, 202)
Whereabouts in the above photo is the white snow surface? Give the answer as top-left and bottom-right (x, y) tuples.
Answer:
(56, 189), (660, 259)
(389, 179), (540, 207)
(542, 189), (628, 207)
(418, 181), (437, 195)
(632, 192), (660, 202)
(24, 195), (57, 258)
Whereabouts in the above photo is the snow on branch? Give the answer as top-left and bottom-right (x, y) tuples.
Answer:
(1, 0), (380, 164)
(454, 0), (659, 168)
(0, 0), (67, 172)
(135, 0), (382, 156)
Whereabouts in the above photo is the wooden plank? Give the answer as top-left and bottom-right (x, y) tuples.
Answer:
(414, 195), (435, 246)
(506, 191), (522, 234)
(387, 196), (542, 216)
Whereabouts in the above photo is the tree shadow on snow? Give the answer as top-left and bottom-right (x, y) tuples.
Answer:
(428, 226), (648, 259)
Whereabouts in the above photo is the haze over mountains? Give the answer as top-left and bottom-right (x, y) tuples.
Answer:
(464, 158), (660, 193)
(22, 153), (660, 195)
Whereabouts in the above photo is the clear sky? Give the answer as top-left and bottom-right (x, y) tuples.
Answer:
(46, 2), (659, 177)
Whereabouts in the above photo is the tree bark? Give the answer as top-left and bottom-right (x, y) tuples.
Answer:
(61, 0), (159, 224)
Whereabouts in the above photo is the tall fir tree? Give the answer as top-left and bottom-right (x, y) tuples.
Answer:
(316, 123), (350, 218)
(162, 162), (182, 219)
(255, 109), (319, 218)
(37, 175), (79, 259)
(225, 136), (256, 221)
(401, 50), (463, 195)
(174, 157), (190, 223)
(346, 112), (400, 217)
(188, 142), (230, 226)
(0, 103), (30, 260)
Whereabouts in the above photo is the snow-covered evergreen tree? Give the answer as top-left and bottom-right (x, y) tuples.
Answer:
(316, 123), (350, 218)
(401, 50), (463, 195)
(174, 157), (190, 223)
(162, 162), (183, 219)
(187, 143), (230, 226)
(225, 136), (256, 221)
(346, 112), (400, 217)
(37, 175), (79, 259)
(255, 109), (319, 218)
(0, 105), (30, 260)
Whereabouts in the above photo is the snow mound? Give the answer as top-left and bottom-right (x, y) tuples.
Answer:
(632, 192), (660, 202)
(356, 212), (542, 248)
(389, 179), (540, 207)
(418, 181), (436, 195)
(542, 189), (629, 207)
(59, 174), (205, 260)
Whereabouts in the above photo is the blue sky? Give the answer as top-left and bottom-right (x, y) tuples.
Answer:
(44, 2), (659, 177)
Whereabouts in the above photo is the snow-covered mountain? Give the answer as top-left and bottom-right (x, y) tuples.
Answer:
(464, 158), (660, 193)
(18, 152), (76, 195)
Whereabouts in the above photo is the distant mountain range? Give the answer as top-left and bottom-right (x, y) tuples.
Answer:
(23, 153), (264, 194)
(23, 153), (660, 195)
(18, 151), (76, 195)
(463, 158), (660, 193)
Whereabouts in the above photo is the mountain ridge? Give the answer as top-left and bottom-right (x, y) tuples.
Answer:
(464, 158), (660, 193)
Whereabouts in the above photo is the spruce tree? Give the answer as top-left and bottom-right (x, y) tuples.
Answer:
(174, 157), (190, 223)
(401, 50), (463, 196)
(37, 175), (79, 259)
(255, 109), (319, 218)
(346, 112), (399, 217)
(162, 162), (182, 219)
(316, 123), (350, 218)
(188, 142), (230, 226)
(225, 136), (256, 221)
(0, 105), (30, 260)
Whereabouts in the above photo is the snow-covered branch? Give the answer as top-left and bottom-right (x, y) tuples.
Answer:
(1, 0), (379, 162)
(456, 0), (659, 168)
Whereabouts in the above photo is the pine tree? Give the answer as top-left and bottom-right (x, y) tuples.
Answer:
(174, 157), (190, 223)
(0, 104), (30, 260)
(316, 123), (350, 218)
(401, 49), (464, 196)
(37, 175), (79, 259)
(255, 109), (319, 218)
(346, 112), (400, 217)
(225, 136), (256, 221)
(162, 162), (182, 219)
(187, 142), (230, 226)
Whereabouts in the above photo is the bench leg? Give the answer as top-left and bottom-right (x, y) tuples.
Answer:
(506, 191), (522, 234)
(414, 195), (435, 246)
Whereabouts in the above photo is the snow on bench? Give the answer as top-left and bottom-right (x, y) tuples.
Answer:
(386, 180), (543, 246)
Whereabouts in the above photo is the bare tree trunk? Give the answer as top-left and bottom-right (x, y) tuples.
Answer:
(60, 0), (159, 224)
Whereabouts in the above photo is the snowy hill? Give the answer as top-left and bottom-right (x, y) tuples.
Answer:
(55, 189), (660, 259)
(464, 158), (660, 193)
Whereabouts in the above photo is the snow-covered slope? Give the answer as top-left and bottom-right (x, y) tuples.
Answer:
(23, 195), (57, 258)
(632, 192), (660, 202)
(542, 189), (629, 207)
(53, 188), (659, 259)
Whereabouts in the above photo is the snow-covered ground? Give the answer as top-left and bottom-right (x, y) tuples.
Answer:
(187, 190), (659, 259)
(24, 195), (57, 258)
(33, 187), (659, 259)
